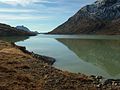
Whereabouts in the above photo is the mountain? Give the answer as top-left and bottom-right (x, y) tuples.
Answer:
(16, 26), (31, 32)
(49, 0), (120, 35)
(0, 23), (37, 36)
(16, 25), (39, 34)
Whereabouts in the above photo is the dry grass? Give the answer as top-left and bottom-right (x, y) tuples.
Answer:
(0, 41), (46, 90)
(16, 73), (33, 82)
(0, 40), (118, 90)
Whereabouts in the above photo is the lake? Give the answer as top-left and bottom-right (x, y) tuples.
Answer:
(0, 34), (120, 79)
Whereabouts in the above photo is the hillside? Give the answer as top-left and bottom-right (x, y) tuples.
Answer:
(0, 23), (37, 36)
(49, 0), (120, 35)
(16, 25), (31, 32)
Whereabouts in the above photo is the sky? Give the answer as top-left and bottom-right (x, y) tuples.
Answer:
(0, 0), (95, 33)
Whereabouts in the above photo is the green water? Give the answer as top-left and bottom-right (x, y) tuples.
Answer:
(0, 34), (120, 79)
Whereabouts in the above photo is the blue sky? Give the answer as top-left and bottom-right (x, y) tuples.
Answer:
(0, 0), (95, 32)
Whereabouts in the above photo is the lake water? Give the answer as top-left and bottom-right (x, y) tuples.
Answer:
(1, 34), (120, 79)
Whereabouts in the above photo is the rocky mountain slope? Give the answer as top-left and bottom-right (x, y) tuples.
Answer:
(16, 25), (39, 34)
(49, 0), (120, 35)
(16, 25), (31, 32)
(0, 23), (37, 36)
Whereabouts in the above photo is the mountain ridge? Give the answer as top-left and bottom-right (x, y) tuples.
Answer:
(49, 0), (120, 35)
(0, 23), (37, 36)
(16, 25), (31, 32)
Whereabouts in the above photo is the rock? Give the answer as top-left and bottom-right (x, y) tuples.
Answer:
(96, 84), (102, 88)
(96, 76), (103, 80)
(31, 53), (56, 65)
(105, 79), (113, 85)
(49, 0), (120, 35)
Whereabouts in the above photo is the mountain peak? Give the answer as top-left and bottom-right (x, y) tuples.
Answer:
(80, 0), (120, 20)
(16, 25), (31, 32)
(49, 0), (120, 35)
(95, 0), (118, 4)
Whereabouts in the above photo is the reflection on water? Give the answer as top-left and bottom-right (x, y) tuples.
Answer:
(0, 36), (30, 42)
(57, 39), (120, 77)
(0, 34), (120, 79)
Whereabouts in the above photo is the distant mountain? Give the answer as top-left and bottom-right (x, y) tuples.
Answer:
(49, 0), (120, 35)
(16, 25), (39, 34)
(16, 26), (31, 32)
(0, 23), (37, 36)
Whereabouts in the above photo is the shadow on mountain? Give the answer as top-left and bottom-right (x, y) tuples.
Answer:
(57, 38), (120, 76)
(0, 36), (30, 43)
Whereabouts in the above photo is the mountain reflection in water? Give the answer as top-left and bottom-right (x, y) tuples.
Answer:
(57, 39), (120, 77)
(0, 36), (30, 42)
(1, 34), (120, 78)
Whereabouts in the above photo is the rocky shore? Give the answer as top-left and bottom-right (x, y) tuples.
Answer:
(0, 40), (120, 90)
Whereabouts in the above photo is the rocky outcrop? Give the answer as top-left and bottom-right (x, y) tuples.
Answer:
(0, 23), (37, 36)
(49, 0), (120, 35)
(16, 25), (31, 32)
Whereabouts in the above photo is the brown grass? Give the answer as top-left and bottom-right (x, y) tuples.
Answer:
(0, 40), (118, 90)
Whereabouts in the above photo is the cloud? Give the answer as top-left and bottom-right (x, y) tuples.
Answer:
(0, 0), (35, 6)
(0, 8), (37, 13)
(0, 14), (51, 21)
(0, 0), (57, 6)
(0, 0), (96, 32)
(0, 0), (30, 6)
(34, 0), (57, 4)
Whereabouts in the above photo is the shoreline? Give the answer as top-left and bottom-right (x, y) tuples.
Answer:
(0, 40), (120, 90)
(12, 43), (56, 65)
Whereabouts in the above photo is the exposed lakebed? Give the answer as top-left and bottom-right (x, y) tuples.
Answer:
(1, 34), (120, 79)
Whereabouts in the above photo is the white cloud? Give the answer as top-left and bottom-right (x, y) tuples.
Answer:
(0, 0), (56, 6)
(0, 0), (36, 6)
(0, 8), (37, 13)
(0, 14), (51, 21)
